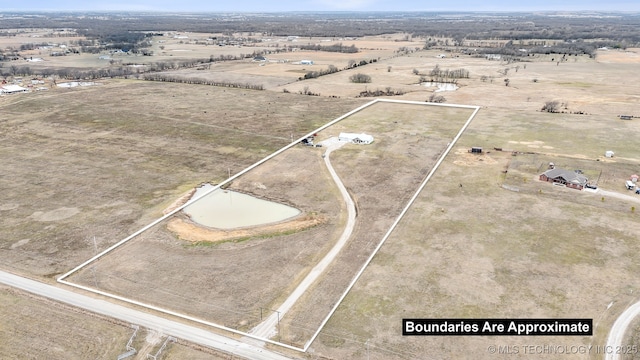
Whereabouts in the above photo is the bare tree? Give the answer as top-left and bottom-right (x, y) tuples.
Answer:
(349, 73), (371, 83)
(542, 101), (560, 113)
(428, 93), (446, 103)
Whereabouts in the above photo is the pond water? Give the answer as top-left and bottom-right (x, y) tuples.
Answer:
(57, 81), (97, 88)
(422, 81), (459, 92)
(183, 184), (301, 230)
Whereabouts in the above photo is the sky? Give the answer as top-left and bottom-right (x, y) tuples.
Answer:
(8, 0), (640, 12)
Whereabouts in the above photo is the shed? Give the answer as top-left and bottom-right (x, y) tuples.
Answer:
(605, 150), (614, 158)
(469, 147), (483, 154)
(300, 60), (314, 65)
(338, 132), (374, 145)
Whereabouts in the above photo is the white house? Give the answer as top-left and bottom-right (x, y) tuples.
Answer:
(338, 132), (374, 145)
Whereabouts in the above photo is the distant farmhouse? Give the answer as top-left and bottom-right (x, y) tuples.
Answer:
(539, 168), (588, 190)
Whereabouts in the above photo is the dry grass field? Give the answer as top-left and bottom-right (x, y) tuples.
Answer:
(0, 285), (131, 359)
(2, 27), (640, 359)
(64, 101), (473, 350)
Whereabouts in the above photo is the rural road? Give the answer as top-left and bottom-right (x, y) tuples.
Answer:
(605, 301), (640, 360)
(248, 137), (356, 341)
(0, 270), (295, 360)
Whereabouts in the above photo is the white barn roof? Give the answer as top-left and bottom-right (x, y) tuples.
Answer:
(338, 132), (374, 144)
(1, 85), (28, 93)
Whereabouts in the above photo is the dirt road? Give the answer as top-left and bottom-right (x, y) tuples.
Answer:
(0, 271), (295, 360)
(248, 137), (356, 341)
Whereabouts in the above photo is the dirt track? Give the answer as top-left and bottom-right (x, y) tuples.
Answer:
(249, 137), (354, 341)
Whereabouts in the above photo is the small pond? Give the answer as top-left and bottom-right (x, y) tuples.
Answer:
(422, 81), (459, 92)
(183, 184), (301, 230)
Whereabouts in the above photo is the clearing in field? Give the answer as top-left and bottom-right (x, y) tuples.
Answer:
(57, 99), (478, 350)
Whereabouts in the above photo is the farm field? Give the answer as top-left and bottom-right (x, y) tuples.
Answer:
(62, 100), (474, 350)
(0, 285), (132, 359)
(2, 21), (640, 360)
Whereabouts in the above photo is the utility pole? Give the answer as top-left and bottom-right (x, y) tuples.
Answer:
(276, 310), (281, 341)
(91, 236), (98, 287)
(366, 339), (370, 360)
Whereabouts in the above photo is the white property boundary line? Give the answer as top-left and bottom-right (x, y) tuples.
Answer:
(303, 101), (481, 350)
(57, 98), (480, 353)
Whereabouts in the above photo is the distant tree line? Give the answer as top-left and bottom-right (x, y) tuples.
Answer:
(475, 40), (623, 58)
(356, 87), (405, 97)
(142, 73), (264, 90)
(428, 64), (469, 80)
(0, 64), (140, 80)
(301, 65), (338, 80)
(0, 12), (638, 44)
(297, 43), (358, 53)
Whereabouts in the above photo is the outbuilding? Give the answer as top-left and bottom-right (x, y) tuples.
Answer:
(338, 132), (374, 145)
(0, 85), (28, 94)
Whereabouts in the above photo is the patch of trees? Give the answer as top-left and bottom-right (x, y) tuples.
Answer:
(19, 43), (50, 51)
(142, 73), (264, 90)
(301, 65), (338, 80)
(356, 87), (405, 97)
(297, 43), (358, 53)
(299, 86), (320, 96)
(347, 58), (377, 69)
(0, 50), (21, 61)
(542, 101), (560, 113)
(540, 101), (588, 115)
(476, 40), (612, 58)
(428, 65), (469, 80)
(349, 73), (371, 83)
(427, 93), (446, 103)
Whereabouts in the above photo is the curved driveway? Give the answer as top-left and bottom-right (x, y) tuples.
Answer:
(605, 301), (640, 360)
(249, 138), (356, 340)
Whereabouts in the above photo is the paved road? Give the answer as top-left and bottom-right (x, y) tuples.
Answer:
(605, 301), (640, 360)
(0, 270), (295, 360)
(249, 138), (357, 341)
